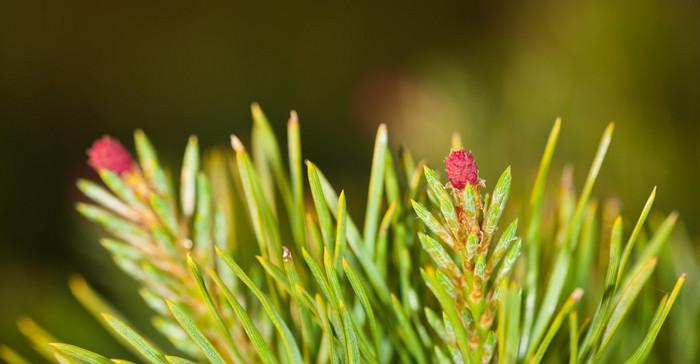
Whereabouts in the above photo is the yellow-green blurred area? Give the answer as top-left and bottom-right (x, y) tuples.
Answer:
(1, 0), (699, 360)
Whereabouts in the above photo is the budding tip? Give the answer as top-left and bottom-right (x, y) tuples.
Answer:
(444, 148), (479, 190)
(571, 288), (584, 301)
(86, 136), (134, 175)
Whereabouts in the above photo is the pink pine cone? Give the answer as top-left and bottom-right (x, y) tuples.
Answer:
(87, 136), (134, 175)
(444, 149), (479, 190)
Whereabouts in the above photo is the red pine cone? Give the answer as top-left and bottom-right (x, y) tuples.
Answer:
(444, 149), (479, 190)
(87, 136), (134, 175)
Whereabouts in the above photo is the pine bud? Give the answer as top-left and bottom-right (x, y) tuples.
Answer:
(444, 149), (479, 190)
(87, 136), (134, 175)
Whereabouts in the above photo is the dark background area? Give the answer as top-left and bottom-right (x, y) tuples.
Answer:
(1, 0), (699, 357)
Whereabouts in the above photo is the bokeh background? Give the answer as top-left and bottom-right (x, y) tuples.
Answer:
(1, 0), (699, 360)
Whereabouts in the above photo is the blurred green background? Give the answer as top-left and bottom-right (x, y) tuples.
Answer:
(1, 0), (699, 359)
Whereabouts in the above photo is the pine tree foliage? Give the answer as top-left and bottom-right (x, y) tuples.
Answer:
(1, 107), (692, 364)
